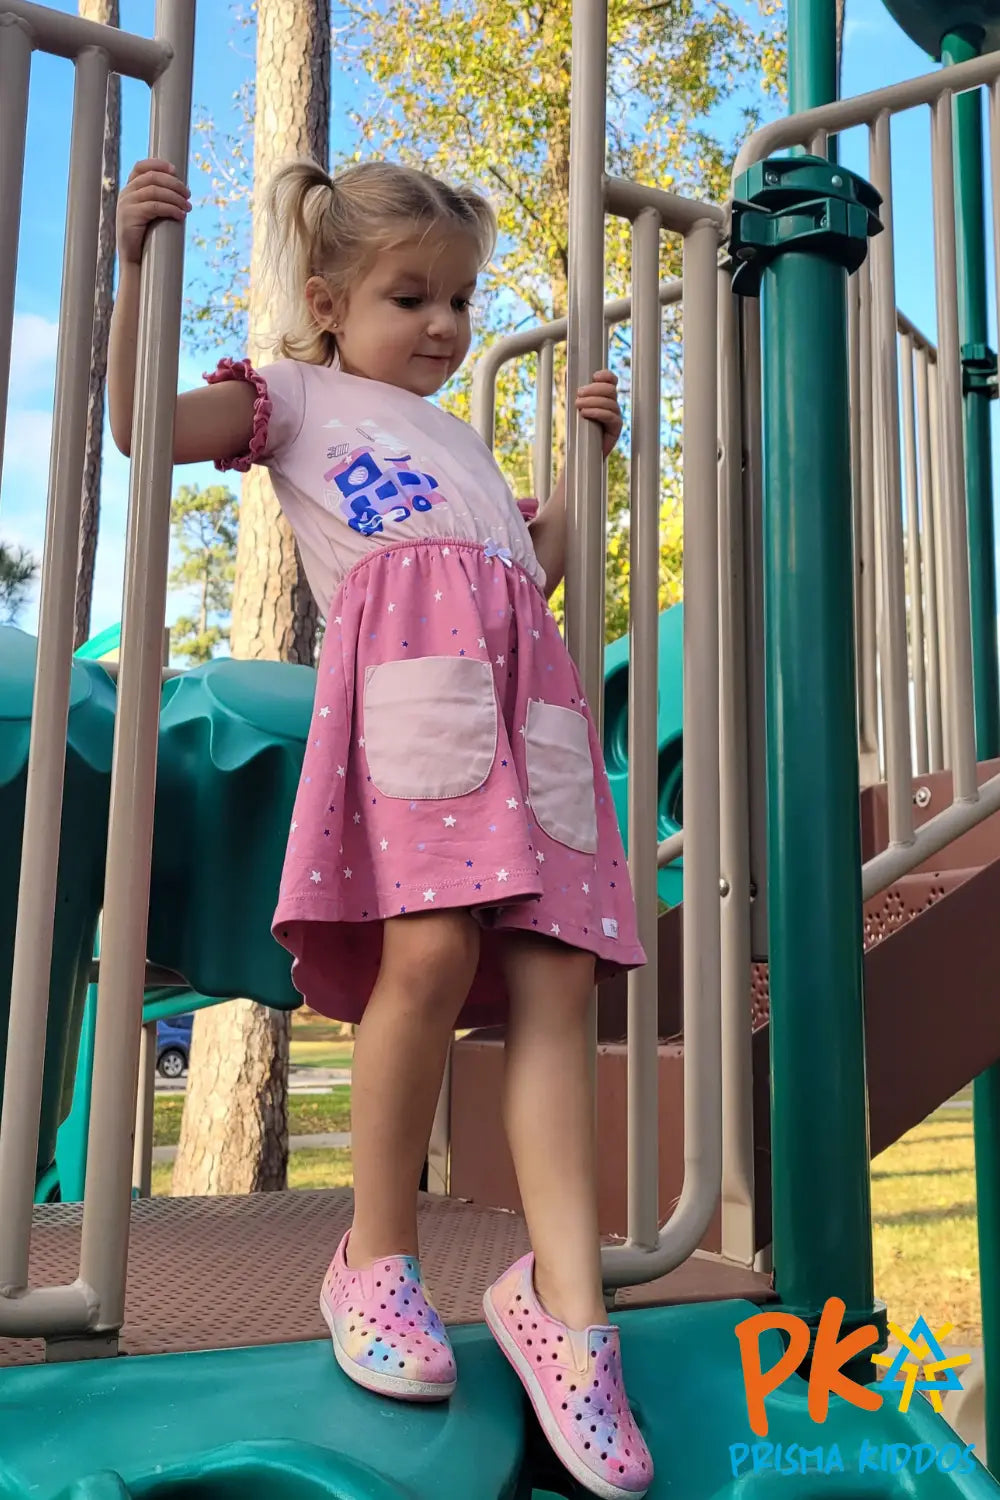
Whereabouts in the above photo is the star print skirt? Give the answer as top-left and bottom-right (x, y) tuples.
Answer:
(272, 538), (646, 1027)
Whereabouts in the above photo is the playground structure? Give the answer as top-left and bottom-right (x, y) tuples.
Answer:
(7, 0), (1000, 1494)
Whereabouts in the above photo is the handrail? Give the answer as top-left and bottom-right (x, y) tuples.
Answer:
(0, 0), (195, 1345)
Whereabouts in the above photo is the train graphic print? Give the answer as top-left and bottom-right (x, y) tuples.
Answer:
(324, 447), (448, 536)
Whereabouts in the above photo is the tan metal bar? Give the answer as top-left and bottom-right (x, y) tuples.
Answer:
(930, 92), (978, 801)
(564, 0), (609, 723)
(131, 1019), (157, 1199)
(426, 1049), (450, 1195)
(0, 0), (168, 81)
(0, 1281), (98, 1335)
(857, 261), (880, 785)
(533, 339), (554, 499)
(900, 332), (929, 772)
(469, 281), (683, 445)
(656, 829), (683, 869)
(868, 114), (915, 845)
(0, 45), (109, 1296)
(603, 217), (722, 1286)
(717, 269), (755, 1267)
(0, 15), (31, 488)
(897, 307), (938, 356)
(625, 208), (661, 1251)
(738, 297), (768, 960)
(605, 174), (725, 231)
(916, 349), (944, 771)
(735, 48), (1000, 178)
(864, 766), (1000, 897)
(928, 358), (950, 768)
(78, 0), (195, 1331)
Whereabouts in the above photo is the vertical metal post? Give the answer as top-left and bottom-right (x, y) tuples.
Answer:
(131, 1020), (156, 1199)
(565, 0), (608, 722)
(0, 15), (31, 487)
(533, 339), (554, 500)
(79, 0), (194, 1328)
(625, 208), (661, 1250)
(788, 0), (839, 153)
(739, 299), (769, 961)
(0, 44), (110, 1293)
(900, 333), (928, 772)
(945, 29), (1000, 1478)
(731, 159), (880, 1339)
(916, 352), (943, 772)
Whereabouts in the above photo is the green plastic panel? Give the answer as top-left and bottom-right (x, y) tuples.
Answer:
(2, 1303), (999, 1498)
(0, 627), (115, 1184)
(880, 1), (1000, 58)
(147, 659), (317, 1010)
(603, 604), (684, 907)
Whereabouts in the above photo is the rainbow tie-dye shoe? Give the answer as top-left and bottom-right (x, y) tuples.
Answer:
(320, 1233), (457, 1401)
(483, 1254), (653, 1498)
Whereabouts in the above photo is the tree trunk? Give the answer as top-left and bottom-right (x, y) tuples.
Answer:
(171, 999), (290, 1194)
(172, 0), (330, 1198)
(74, 0), (120, 650)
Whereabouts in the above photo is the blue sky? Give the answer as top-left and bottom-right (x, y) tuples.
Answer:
(0, 0), (971, 645)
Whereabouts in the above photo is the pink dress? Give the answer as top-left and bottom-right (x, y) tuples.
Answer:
(208, 357), (645, 1027)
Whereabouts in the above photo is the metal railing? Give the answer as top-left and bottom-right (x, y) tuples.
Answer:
(736, 46), (1000, 899)
(0, 0), (193, 1345)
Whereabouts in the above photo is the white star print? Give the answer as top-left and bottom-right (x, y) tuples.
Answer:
(337, 765), (346, 778)
(582, 881), (590, 894)
(477, 637), (486, 650)
(506, 797), (519, 810)
(334, 615), (342, 625)
(353, 811), (361, 825)
(536, 851), (545, 863)
(358, 736), (366, 748)
(496, 654), (505, 668)
(434, 591), (443, 601)
(343, 866), (353, 879)
(580, 698), (587, 708)
(291, 820), (298, 833)
(497, 868), (509, 882)
(550, 922), (561, 937)
(380, 838), (389, 851)
(318, 706), (330, 718)
(519, 725), (527, 738)
(402, 557), (412, 567)
(471, 584), (478, 593)
(531, 629), (540, 640)
(388, 602), (396, 613)
(442, 546), (450, 555)
(310, 870), (322, 883)
(443, 814), (457, 827)
(423, 888), (437, 902)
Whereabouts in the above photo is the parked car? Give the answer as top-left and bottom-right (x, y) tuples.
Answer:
(156, 1013), (193, 1079)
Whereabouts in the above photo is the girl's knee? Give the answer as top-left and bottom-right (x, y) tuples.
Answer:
(381, 910), (480, 1005)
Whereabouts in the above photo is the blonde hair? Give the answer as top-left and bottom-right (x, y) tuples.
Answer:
(261, 159), (498, 365)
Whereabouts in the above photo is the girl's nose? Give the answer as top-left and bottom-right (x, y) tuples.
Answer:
(427, 305), (458, 338)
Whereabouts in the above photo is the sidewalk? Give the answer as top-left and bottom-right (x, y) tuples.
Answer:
(152, 1130), (351, 1163)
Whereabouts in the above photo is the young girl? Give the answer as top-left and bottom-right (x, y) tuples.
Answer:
(111, 156), (652, 1500)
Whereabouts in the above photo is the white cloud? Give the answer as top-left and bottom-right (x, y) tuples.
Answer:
(9, 312), (59, 401)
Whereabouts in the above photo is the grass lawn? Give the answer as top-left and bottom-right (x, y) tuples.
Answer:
(153, 1087), (351, 1147)
(288, 1038), (354, 1069)
(872, 1108), (979, 1344)
(152, 1147), (354, 1198)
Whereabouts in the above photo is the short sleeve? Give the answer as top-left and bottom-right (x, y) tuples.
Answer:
(203, 357), (306, 472)
(516, 497), (540, 522)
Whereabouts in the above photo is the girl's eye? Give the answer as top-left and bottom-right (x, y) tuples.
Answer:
(453, 297), (472, 312)
(392, 296), (422, 309)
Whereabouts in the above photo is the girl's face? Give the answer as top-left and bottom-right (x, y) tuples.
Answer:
(308, 227), (480, 396)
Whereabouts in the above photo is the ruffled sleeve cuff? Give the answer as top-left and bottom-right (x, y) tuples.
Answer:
(516, 497), (540, 523)
(203, 358), (272, 472)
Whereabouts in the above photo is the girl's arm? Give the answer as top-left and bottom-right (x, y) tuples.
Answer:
(529, 370), (623, 597)
(109, 159), (256, 464)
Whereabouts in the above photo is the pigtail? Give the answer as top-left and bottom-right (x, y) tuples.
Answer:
(260, 160), (340, 364)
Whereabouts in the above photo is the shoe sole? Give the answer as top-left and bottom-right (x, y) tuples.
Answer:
(482, 1286), (649, 1500)
(320, 1293), (456, 1403)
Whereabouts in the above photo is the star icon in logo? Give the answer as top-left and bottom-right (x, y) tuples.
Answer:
(873, 1317), (971, 1413)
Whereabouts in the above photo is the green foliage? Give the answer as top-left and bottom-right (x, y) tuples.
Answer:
(168, 484), (239, 664)
(184, 2), (784, 642)
(0, 540), (38, 626)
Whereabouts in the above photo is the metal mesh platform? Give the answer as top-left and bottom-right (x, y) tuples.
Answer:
(1, 1190), (773, 1366)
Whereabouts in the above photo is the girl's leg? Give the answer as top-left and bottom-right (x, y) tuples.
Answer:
(500, 934), (606, 1330)
(347, 910), (479, 1268)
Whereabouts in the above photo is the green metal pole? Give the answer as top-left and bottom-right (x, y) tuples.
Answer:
(941, 25), (1000, 1475)
(788, 0), (839, 158)
(731, 161), (882, 1344)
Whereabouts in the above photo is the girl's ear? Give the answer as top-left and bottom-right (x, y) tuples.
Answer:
(305, 275), (340, 331)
